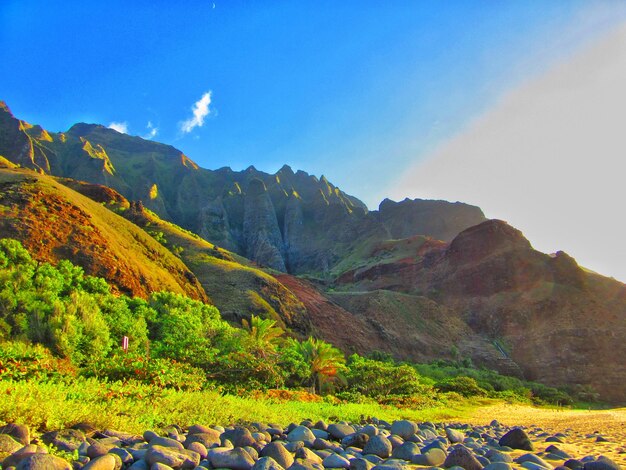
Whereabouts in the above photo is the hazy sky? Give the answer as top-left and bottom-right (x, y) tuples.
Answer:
(392, 22), (626, 282)
(1, 1), (625, 280)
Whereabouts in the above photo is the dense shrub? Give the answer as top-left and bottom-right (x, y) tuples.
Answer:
(0, 238), (581, 405)
(345, 355), (429, 399)
(0, 341), (76, 381)
(435, 376), (488, 397)
(84, 353), (206, 391)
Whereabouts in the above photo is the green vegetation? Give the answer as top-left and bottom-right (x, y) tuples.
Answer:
(0, 238), (581, 433)
(0, 376), (474, 434)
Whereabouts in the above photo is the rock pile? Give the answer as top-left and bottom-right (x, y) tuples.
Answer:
(0, 419), (622, 470)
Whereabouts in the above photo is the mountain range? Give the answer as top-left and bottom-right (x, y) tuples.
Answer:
(1, 100), (624, 403)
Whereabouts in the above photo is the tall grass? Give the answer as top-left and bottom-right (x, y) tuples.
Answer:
(0, 378), (475, 433)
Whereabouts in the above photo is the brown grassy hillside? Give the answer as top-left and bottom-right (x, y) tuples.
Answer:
(0, 167), (208, 301)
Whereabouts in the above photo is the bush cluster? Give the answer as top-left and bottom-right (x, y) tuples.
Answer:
(0, 238), (579, 407)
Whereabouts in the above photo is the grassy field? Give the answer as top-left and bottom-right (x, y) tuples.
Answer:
(0, 378), (477, 434)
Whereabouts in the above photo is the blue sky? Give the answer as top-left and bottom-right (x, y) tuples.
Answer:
(2, 1), (626, 280)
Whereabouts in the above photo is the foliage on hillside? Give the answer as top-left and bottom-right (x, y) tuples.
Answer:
(0, 238), (578, 411)
(117, 201), (311, 333)
(0, 168), (207, 300)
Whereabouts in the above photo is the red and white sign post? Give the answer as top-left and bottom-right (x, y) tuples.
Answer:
(122, 336), (129, 353)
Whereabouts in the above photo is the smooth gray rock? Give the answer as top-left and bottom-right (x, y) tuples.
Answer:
(210, 447), (256, 470)
(362, 435), (392, 458)
(128, 459), (150, 470)
(544, 446), (572, 460)
(420, 440), (446, 454)
(187, 441), (208, 459)
(2, 445), (48, 468)
(499, 429), (533, 451)
(151, 463), (175, 470)
(288, 427), (316, 446)
(261, 442), (294, 469)
(149, 437), (185, 451)
(146, 445), (200, 469)
(583, 458), (621, 470)
(446, 428), (465, 444)
(253, 456), (286, 470)
(110, 447), (133, 465)
(82, 454), (121, 470)
(484, 463), (512, 470)
(87, 443), (115, 459)
(296, 448), (323, 464)
(411, 447), (446, 467)
(222, 428), (257, 448)
(515, 453), (552, 469)
(313, 439), (336, 451)
(361, 426), (379, 438)
(443, 445), (483, 470)
(288, 458), (325, 470)
(391, 442), (420, 461)
(342, 433), (370, 449)
(0, 434), (23, 456)
(312, 429), (330, 440)
(314, 421), (328, 431)
(350, 458), (375, 470)
(328, 424), (357, 441)
(286, 441), (306, 453)
(15, 454), (72, 470)
(322, 453), (351, 469)
(387, 435), (404, 450)
(485, 451), (512, 463)
(0, 424), (30, 446)
(390, 422), (417, 440)
(185, 432), (221, 449)
(564, 460), (584, 469)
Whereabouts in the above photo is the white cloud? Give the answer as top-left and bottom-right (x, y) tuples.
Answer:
(108, 121), (129, 134)
(389, 23), (626, 282)
(144, 121), (158, 139)
(180, 91), (212, 134)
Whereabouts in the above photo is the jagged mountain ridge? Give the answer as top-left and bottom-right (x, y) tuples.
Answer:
(0, 101), (486, 273)
(2, 100), (625, 403)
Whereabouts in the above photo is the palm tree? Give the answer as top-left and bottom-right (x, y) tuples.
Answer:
(292, 337), (346, 394)
(242, 315), (284, 358)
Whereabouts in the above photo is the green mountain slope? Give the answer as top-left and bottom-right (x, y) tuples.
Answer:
(0, 100), (486, 274)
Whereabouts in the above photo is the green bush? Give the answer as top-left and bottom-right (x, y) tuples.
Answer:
(435, 376), (487, 397)
(345, 355), (429, 399)
(84, 353), (206, 391)
(0, 341), (76, 381)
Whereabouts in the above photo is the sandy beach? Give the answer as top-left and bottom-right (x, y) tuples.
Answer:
(466, 404), (626, 466)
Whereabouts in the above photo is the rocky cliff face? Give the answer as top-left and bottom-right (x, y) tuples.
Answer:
(377, 197), (487, 242)
(334, 220), (626, 403)
(0, 102), (486, 274)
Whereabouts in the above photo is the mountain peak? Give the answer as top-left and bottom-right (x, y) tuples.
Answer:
(0, 100), (12, 115)
(67, 122), (108, 135)
(277, 164), (294, 175)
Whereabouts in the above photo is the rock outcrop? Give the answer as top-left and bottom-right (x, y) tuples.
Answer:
(0, 104), (486, 273)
